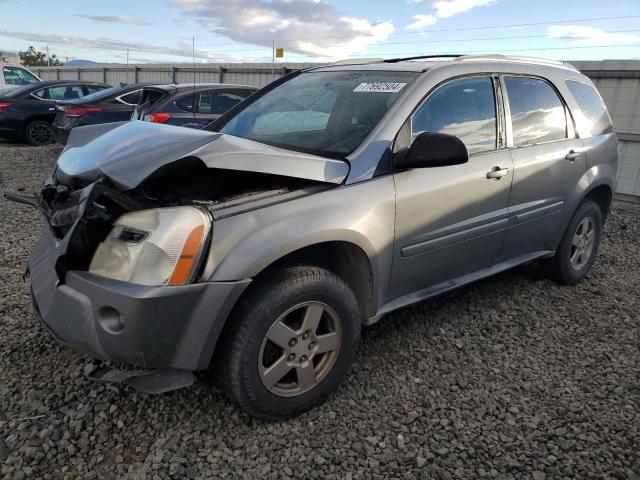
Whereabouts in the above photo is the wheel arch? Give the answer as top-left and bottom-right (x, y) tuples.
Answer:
(207, 240), (376, 370)
(581, 183), (613, 220)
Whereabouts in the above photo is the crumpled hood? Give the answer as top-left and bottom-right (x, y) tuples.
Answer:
(56, 121), (349, 191)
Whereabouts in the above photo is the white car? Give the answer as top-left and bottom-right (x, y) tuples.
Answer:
(0, 64), (41, 96)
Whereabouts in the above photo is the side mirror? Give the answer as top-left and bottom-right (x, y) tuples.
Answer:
(396, 131), (469, 169)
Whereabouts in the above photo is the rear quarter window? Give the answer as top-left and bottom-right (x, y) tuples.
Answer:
(566, 80), (613, 137)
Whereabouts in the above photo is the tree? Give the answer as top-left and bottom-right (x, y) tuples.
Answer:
(0, 52), (6, 63)
(18, 46), (62, 66)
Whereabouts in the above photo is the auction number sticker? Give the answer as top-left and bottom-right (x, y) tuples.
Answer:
(353, 82), (407, 93)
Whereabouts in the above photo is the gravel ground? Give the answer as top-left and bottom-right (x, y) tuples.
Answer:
(0, 143), (639, 480)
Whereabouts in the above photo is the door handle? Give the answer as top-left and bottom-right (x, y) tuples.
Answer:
(565, 149), (584, 162)
(486, 166), (509, 180)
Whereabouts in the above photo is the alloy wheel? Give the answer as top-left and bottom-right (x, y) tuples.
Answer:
(258, 301), (342, 397)
(570, 216), (596, 271)
(28, 123), (53, 145)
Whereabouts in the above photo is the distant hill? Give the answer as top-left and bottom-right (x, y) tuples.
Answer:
(64, 59), (99, 67)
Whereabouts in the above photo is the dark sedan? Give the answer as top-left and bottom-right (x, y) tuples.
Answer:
(132, 83), (257, 129)
(0, 80), (110, 145)
(52, 82), (158, 144)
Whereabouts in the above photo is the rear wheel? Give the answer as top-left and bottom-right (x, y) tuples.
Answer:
(544, 200), (603, 285)
(218, 266), (360, 420)
(25, 121), (54, 146)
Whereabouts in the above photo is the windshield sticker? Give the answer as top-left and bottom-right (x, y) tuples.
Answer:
(353, 82), (407, 93)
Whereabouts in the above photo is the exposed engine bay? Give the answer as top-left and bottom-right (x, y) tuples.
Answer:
(4, 120), (349, 284)
(30, 160), (330, 282)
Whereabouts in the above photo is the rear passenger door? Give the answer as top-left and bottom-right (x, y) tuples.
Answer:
(498, 75), (586, 261)
(390, 75), (513, 301)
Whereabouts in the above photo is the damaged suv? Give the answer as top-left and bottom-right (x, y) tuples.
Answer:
(11, 55), (617, 420)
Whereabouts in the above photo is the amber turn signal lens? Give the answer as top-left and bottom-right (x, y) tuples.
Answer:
(168, 224), (206, 285)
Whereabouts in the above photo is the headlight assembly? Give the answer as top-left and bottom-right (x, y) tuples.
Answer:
(89, 206), (211, 286)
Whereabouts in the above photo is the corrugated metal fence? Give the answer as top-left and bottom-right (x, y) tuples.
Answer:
(31, 63), (318, 89)
(33, 60), (640, 198)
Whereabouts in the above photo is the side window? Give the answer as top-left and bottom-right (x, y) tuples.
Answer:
(411, 76), (497, 155)
(566, 80), (613, 137)
(3, 66), (39, 86)
(120, 90), (142, 105)
(210, 91), (245, 114)
(504, 76), (567, 147)
(175, 94), (195, 112)
(87, 85), (108, 95)
(46, 85), (85, 100)
(197, 92), (214, 114)
(32, 88), (48, 99)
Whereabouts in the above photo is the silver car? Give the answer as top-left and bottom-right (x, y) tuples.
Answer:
(13, 55), (617, 420)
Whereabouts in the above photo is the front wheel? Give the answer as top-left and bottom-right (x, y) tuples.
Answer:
(218, 266), (361, 420)
(544, 200), (603, 285)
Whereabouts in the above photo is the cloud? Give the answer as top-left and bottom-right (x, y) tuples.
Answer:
(404, 0), (494, 30)
(406, 14), (437, 30)
(431, 0), (494, 18)
(546, 26), (640, 46)
(0, 30), (241, 62)
(74, 15), (150, 25)
(170, 0), (394, 59)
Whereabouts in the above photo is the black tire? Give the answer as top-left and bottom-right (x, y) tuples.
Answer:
(544, 200), (603, 285)
(25, 121), (54, 146)
(218, 266), (361, 420)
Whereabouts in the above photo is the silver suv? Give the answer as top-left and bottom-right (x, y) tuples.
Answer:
(16, 55), (617, 420)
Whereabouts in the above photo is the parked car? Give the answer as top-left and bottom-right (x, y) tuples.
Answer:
(131, 83), (257, 128)
(0, 80), (110, 145)
(10, 55), (617, 420)
(52, 82), (156, 144)
(0, 64), (41, 95)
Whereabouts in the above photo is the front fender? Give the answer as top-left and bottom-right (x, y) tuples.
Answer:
(203, 176), (397, 312)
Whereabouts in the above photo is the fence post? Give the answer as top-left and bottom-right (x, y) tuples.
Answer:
(172, 66), (177, 83)
(77, 68), (81, 80)
(56, 68), (60, 80)
(103, 67), (107, 84)
(219, 67), (224, 83)
(134, 66), (139, 83)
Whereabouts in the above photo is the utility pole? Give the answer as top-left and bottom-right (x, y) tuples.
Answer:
(46, 45), (50, 67)
(271, 39), (275, 81)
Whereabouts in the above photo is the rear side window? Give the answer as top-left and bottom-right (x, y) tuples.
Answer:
(87, 85), (108, 94)
(197, 92), (214, 113)
(504, 76), (567, 147)
(566, 80), (612, 137)
(120, 90), (142, 105)
(412, 76), (497, 155)
(176, 94), (195, 112)
(33, 85), (86, 100)
(210, 91), (247, 114)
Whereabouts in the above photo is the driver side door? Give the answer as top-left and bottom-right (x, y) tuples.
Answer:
(389, 75), (513, 302)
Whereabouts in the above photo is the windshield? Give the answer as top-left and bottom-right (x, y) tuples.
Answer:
(3, 66), (39, 86)
(218, 70), (418, 158)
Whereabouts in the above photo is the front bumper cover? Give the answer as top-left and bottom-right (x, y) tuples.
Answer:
(29, 228), (250, 390)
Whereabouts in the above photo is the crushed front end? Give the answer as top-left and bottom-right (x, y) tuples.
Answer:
(6, 120), (345, 394)
(24, 175), (250, 393)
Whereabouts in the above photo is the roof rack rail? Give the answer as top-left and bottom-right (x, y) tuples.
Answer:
(332, 58), (384, 65)
(383, 54), (463, 63)
(455, 54), (568, 67)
